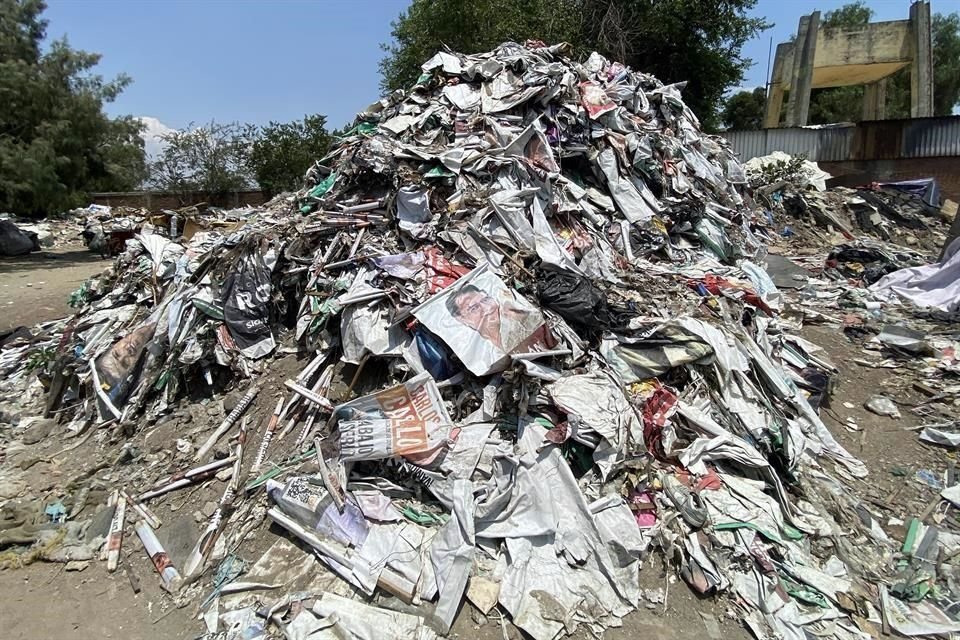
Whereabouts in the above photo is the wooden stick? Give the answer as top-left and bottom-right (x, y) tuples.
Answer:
(194, 384), (258, 461)
(250, 399), (285, 474)
(121, 490), (162, 529)
(135, 520), (182, 593)
(105, 491), (125, 571)
(314, 437), (345, 513)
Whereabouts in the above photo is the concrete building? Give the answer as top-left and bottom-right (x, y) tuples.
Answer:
(764, 1), (933, 128)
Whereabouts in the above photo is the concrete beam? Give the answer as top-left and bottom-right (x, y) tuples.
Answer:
(812, 61), (907, 88)
(862, 78), (887, 121)
(910, 0), (934, 117)
(764, 42), (793, 128)
(784, 16), (809, 126)
(786, 12), (819, 127)
(814, 21), (912, 68)
(764, 84), (786, 128)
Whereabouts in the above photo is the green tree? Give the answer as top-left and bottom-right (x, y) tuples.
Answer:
(150, 121), (256, 199)
(721, 87), (766, 130)
(0, 0), (146, 215)
(379, 0), (769, 132)
(820, 1), (871, 27)
(248, 115), (333, 196)
(379, 0), (580, 95)
(931, 13), (960, 116)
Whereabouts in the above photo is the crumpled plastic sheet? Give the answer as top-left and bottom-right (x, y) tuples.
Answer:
(310, 592), (439, 640)
(870, 236), (960, 312)
(494, 422), (638, 640)
(546, 371), (643, 480)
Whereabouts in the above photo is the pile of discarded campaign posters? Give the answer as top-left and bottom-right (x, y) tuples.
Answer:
(3, 41), (960, 640)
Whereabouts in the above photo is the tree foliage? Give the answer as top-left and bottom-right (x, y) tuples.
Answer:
(0, 0), (146, 215)
(249, 115), (334, 196)
(150, 122), (256, 197)
(822, 1), (871, 27)
(379, 0), (769, 132)
(721, 87), (766, 130)
(930, 12), (960, 116)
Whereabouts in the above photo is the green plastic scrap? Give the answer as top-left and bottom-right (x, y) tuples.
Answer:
(713, 521), (803, 543)
(340, 122), (377, 138)
(695, 218), (735, 262)
(244, 447), (318, 493)
(902, 518), (922, 554)
(891, 571), (934, 602)
(561, 440), (595, 477)
(307, 171), (337, 199)
(201, 553), (246, 610)
(154, 369), (170, 391)
(68, 282), (90, 308)
(192, 298), (224, 320)
(402, 505), (446, 526)
(780, 575), (829, 608)
(424, 165), (456, 179)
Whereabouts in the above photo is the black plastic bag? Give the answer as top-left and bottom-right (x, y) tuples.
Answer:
(537, 271), (617, 331)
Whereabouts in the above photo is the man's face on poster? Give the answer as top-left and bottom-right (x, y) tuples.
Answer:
(447, 285), (505, 349)
(452, 289), (498, 328)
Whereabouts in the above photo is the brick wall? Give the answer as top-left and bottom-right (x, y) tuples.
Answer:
(819, 157), (960, 203)
(89, 189), (267, 211)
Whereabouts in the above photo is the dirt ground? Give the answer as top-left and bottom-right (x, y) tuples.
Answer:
(0, 250), (951, 639)
(0, 243), (108, 333)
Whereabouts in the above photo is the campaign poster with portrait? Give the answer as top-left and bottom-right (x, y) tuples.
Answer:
(412, 263), (553, 376)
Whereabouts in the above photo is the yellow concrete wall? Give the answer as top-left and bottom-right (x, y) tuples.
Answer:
(813, 20), (911, 69)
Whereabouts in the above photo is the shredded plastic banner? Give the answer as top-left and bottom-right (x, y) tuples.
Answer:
(222, 250), (276, 359)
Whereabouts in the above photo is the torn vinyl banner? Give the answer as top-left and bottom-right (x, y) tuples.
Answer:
(94, 321), (156, 411)
(335, 372), (455, 463)
(222, 250), (276, 359)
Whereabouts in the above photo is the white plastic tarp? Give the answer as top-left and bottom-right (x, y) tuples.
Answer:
(311, 593), (438, 640)
(493, 422), (637, 640)
(340, 303), (406, 364)
(396, 186), (434, 239)
(870, 237), (960, 312)
(546, 371), (643, 479)
(596, 147), (656, 223)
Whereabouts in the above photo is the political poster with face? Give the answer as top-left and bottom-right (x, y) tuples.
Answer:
(94, 321), (157, 411)
(412, 263), (553, 376)
(336, 372), (455, 463)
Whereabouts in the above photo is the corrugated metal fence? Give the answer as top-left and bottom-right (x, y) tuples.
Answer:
(723, 116), (960, 162)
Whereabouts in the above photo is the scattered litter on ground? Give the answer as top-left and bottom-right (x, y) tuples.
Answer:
(2, 40), (960, 640)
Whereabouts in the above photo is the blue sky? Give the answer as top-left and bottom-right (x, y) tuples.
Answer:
(44, 0), (954, 148)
